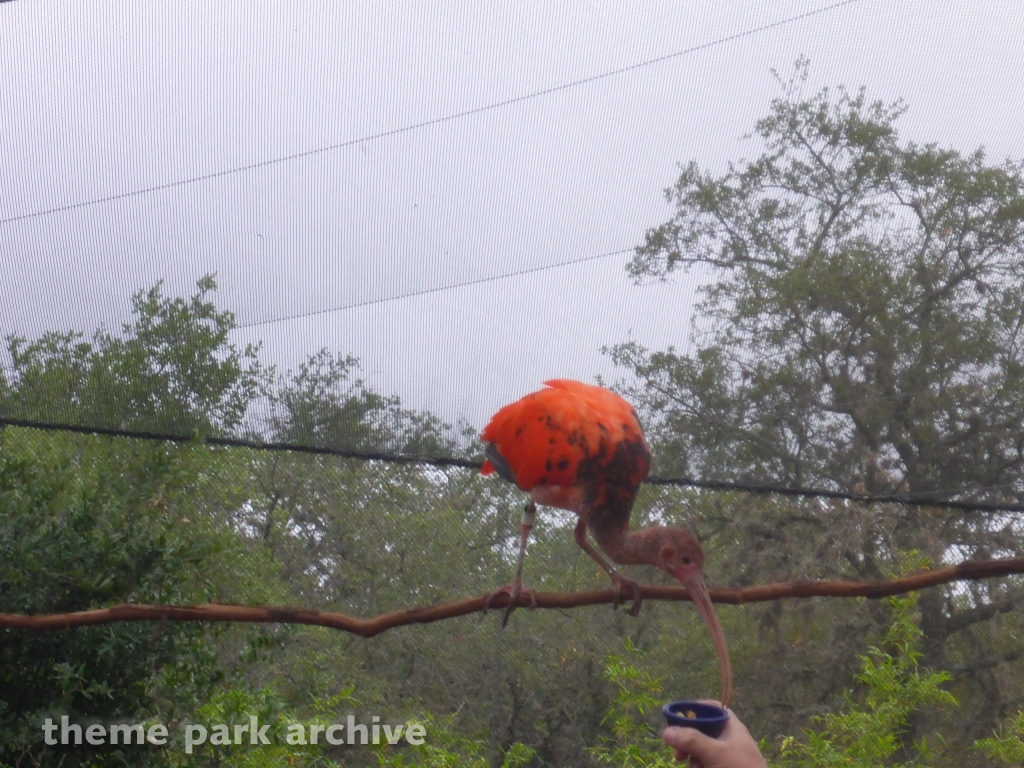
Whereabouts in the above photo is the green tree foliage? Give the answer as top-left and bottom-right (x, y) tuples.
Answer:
(0, 279), (282, 766)
(611, 60), (1024, 757)
(270, 349), (468, 456)
(975, 711), (1024, 764)
(589, 640), (674, 768)
(777, 593), (957, 768)
(0, 276), (526, 766)
(169, 685), (309, 768)
(2, 275), (266, 435)
(0, 429), (278, 766)
(586, 591), (982, 768)
(616, 59), (1024, 502)
(373, 714), (534, 768)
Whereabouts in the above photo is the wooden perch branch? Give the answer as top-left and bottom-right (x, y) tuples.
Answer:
(3, 558), (1022, 639)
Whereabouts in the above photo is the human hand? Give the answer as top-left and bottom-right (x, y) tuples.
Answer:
(662, 702), (768, 768)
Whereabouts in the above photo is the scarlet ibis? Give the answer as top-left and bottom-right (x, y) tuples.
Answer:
(481, 379), (733, 707)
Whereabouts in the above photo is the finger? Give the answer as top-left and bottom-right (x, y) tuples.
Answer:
(663, 726), (721, 760)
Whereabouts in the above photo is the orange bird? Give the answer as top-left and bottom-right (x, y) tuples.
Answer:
(481, 379), (732, 707)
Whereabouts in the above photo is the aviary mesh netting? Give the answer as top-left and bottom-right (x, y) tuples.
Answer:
(3, 0), (1024, 765)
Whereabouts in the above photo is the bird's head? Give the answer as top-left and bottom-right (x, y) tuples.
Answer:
(653, 528), (705, 583)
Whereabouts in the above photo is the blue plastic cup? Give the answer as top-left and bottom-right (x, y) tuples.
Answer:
(662, 700), (729, 738)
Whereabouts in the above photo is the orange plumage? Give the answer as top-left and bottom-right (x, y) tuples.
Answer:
(481, 379), (650, 504)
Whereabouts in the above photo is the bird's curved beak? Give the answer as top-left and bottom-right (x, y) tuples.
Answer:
(673, 568), (733, 709)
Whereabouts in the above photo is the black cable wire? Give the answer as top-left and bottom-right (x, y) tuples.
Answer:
(3, 415), (1022, 513)
(235, 248), (634, 329)
(0, 0), (860, 227)
(0, 417), (481, 469)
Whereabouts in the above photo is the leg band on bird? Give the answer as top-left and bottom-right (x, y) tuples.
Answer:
(483, 502), (539, 627)
(512, 504), (535, 586)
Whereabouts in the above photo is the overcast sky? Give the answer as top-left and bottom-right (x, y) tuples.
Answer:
(1, 0), (1022, 430)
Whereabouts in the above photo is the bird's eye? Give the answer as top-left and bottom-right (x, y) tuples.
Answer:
(682, 557), (691, 565)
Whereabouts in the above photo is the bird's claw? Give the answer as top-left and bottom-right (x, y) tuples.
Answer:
(610, 572), (643, 617)
(483, 581), (539, 628)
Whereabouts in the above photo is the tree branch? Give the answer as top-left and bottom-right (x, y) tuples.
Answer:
(945, 594), (1020, 635)
(949, 642), (1024, 676)
(3, 558), (1022, 639)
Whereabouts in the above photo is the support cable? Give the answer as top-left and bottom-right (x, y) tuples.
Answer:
(2, 415), (1021, 513)
(0, 0), (860, 226)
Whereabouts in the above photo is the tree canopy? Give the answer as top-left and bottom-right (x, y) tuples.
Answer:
(613, 61), (1024, 507)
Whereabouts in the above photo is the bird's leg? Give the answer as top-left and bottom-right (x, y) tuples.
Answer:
(573, 519), (642, 616)
(484, 503), (540, 627)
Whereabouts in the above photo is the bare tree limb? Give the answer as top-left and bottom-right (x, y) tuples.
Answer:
(946, 595), (1020, 635)
(949, 642), (1024, 676)
(2, 558), (1022, 639)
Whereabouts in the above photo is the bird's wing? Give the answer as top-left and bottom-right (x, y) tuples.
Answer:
(481, 380), (650, 494)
